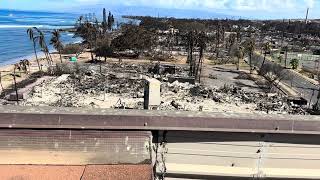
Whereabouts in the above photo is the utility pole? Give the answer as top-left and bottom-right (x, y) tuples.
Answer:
(305, 8), (309, 24)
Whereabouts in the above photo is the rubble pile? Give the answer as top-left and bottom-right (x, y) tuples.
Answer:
(19, 63), (308, 115)
(23, 68), (146, 108)
(105, 63), (150, 74)
(70, 72), (144, 96)
(160, 82), (308, 115)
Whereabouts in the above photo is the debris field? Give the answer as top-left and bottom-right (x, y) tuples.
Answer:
(8, 62), (307, 115)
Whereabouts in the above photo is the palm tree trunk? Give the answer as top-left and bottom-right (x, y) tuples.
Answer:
(13, 69), (19, 105)
(249, 53), (252, 74)
(261, 52), (266, 68)
(43, 41), (53, 64)
(89, 44), (94, 61)
(47, 51), (53, 65)
(237, 57), (240, 70)
(285, 49), (288, 68)
(59, 49), (63, 63)
(216, 26), (220, 59)
(91, 51), (94, 61)
(199, 56), (204, 83)
(43, 51), (50, 65)
(0, 72), (3, 91)
(33, 42), (41, 71)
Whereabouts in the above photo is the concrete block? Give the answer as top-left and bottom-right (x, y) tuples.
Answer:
(8, 92), (25, 101)
(161, 65), (176, 74)
(144, 78), (161, 110)
(7, 76), (53, 101)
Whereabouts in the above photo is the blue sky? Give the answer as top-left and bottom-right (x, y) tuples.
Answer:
(0, 0), (318, 19)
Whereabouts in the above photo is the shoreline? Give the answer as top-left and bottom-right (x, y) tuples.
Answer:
(0, 37), (82, 68)
(0, 27), (81, 67)
(0, 49), (91, 92)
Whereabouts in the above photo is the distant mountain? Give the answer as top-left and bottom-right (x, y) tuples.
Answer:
(75, 4), (238, 20)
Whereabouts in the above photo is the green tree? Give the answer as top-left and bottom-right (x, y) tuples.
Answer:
(95, 38), (113, 62)
(111, 25), (155, 55)
(102, 8), (107, 30)
(290, 59), (299, 69)
(75, 21), (98, 61)
(107, 11), (115, 31)
(50, 30), (64, 63)
(27, 28), (41, 71)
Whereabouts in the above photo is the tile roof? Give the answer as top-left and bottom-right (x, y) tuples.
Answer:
(0, 165), (152, 180)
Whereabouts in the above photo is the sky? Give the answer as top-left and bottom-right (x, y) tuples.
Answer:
(0, 0), (319, 19)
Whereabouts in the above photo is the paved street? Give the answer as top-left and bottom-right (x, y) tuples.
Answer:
(201, 64), (264, 93)
(252, 53), (320, 106)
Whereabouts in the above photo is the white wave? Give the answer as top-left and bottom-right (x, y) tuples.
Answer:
(0, 25), (74, 29)
(0, 25), (45, 28)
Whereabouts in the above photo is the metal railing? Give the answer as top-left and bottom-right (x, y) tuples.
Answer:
(0, 106), (319, 135)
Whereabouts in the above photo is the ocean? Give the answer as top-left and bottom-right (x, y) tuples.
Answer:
(0, 9), (82, 65)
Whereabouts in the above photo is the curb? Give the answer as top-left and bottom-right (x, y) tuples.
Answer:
(289, 69), (319, 86)
(277, 81), (299, 97)
(242, 69), (299, 97)
(255, 51), (319, 87)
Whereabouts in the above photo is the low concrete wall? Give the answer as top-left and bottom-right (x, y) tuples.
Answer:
(0, 130), (152, 165)
(157, 131), (320, 179)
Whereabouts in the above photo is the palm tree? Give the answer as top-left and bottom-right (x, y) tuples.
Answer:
(244, 38), (255, 74)
(227, 33), (236, 53)
(39, 33), (51, 64)
(235, 46), (244, 71)
(216, 23), (220, 59)
(0, 72), (3, 91)
(50, 30), (64, 63)
(27, 28), (41, 71)
(261, 42), (271, 68)
(12, 65), (19, 104)
(35, 28), (52, 65)
(283, 46), (289, 68)
(195, 32), (207, 83)
(77, 16), (84, 27)
(75, 21), (97, 61)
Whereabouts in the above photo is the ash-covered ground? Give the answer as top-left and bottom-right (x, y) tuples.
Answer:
(18, 63), (307, 115)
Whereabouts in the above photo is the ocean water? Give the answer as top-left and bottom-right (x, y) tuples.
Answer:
(0, 9), (82, 65)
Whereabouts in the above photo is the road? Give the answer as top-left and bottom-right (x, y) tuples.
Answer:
(201, 64), (263, 93)
(251, 53), (320, 106)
